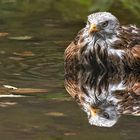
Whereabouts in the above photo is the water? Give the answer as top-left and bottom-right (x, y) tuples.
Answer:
(0, 0), (140, 140)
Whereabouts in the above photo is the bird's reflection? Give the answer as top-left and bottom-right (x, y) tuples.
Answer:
(64, 44), (140, 127)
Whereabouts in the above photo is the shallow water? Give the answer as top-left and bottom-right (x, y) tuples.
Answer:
(0, 1), (140, 140)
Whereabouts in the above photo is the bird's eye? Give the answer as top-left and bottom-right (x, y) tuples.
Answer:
(101, 21), (109, 27)
(103, 112), (110, 119)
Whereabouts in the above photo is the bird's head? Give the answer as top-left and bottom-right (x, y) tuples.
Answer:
(83, 101), (120, 127)
(86, 12), (120, 36)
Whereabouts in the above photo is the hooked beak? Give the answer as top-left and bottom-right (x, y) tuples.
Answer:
(89, 24), (99, 33)
(90, 106), (100, 116)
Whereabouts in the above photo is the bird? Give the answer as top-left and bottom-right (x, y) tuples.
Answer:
(64, 12), (140, 127)
(65, 12), (140, 73)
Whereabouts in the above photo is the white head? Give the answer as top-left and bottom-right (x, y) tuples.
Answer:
(83, 103), (120, 127)
(86, 12), (120, 35)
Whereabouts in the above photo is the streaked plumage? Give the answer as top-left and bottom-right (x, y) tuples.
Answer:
(64, 12), (140, 127)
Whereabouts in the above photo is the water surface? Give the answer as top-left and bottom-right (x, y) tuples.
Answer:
(0, 1), (140, 140)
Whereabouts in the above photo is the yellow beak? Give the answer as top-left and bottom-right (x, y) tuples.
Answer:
(90, 107), (100, 116)
(89, 24), (99, 33)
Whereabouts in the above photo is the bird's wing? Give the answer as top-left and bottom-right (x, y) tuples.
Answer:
(118, 26), (140, 67)
(64, 28), (85, 103)
(64, 28), (85, 60)
(121, 25), (140, 48)
(131, 45), (140, 59)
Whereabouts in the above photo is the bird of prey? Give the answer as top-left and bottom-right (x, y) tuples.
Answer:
(65, 12), (140, 72)
(64, 12), (140, 127)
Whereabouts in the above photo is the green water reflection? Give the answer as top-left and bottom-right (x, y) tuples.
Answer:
(0, 0), (140, 140)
